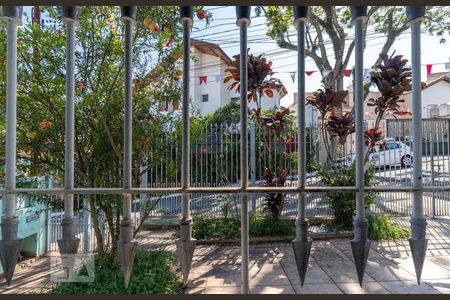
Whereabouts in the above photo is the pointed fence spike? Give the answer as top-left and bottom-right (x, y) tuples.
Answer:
(117, 241), (137, 287)
(176, 239), (196, 283)
(409, 237), (428, 285)
(0, 239), (22, 285)
(292, 239), (312, 287)
(351, 240), (371, 287)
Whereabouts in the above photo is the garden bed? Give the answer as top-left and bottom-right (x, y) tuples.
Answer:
(190, 215), (409, 243)
(49, 249), (182, 294)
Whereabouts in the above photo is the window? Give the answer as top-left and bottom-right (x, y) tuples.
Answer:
(384, 142), (400, 150)
(202, 94), (208, 102)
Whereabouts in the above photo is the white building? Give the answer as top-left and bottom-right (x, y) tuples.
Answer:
(147, 39), (287, 116)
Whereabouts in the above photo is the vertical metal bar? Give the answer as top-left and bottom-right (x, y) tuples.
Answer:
(411, 20), (424, 219)
(117, 7), (138, 286)
(350, 6), (370, 287)
(292, 8), (312, 287)
(64, 20), (75, 220)
(297, 18), (306, 224)
(123, 19), (133, 223)
(407, 6), (428, 284)
(354, 16), (365, 223)
(181, 18), (190, 221)
(236, 7), (250, 294)
(0, 7), (24, 285)
(177, 7), (196, 284)
(3, 19), (18, 220)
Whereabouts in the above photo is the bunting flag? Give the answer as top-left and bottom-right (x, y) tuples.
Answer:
(215, 75), (223, 82)
(305, 71), (315, 76)
(426, 64), (433, 75)
(321, 69), (332, 78)
(342, 69), (352, 77)
(445, 63), (450, 71)
(199, 76), (207, 85)
(290, 72), (296, 83)
(363, 68), (373, 82)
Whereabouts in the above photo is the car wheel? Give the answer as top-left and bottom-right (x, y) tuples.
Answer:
(401, 155), (413, 168)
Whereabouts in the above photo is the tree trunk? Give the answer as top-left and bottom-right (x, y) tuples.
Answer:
(88, 194), (104, 254)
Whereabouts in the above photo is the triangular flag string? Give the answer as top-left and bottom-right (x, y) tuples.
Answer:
(305, 71), (315, 76)
(321, 70), (332, 79)
(342, 69), (352, 77)
(363, 68), (373, 82)
(290, 72), (296, 83)
(199, 76), (207, 85)
(426, 64), (433, 75)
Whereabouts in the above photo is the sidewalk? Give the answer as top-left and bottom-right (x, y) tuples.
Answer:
(1, 217), (449, 294)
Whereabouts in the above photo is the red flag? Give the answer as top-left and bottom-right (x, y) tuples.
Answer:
(342, 69), (352, 77)
(426, 64), (433, 75)
(305, 71), (314, 76)
(199, 76), (207, 85)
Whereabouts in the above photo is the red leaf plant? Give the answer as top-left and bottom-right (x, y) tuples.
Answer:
(326, 109), (355, 146)
(224, 50), (283, 111)
(261, 167), (288, 220)
(364, 127), (383, 148)
(365, 52), (420, 160)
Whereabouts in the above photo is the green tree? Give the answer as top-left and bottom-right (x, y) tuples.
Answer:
(257, 6), (450, 91)
(0, 6), (209, 254)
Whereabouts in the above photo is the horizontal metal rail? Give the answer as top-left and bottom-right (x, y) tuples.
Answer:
(2, 186), (450, 195)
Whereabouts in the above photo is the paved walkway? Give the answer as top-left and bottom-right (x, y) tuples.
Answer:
(1, 217), (450, 294)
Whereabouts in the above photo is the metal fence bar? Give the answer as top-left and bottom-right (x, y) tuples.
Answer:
(236, 6), (251, 294)
(407, 6), (428, 284)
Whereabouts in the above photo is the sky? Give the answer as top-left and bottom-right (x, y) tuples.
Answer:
(19, 6), (450, 108)
(191, 6), (450, 107)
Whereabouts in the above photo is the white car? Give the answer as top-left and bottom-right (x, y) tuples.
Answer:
(342, 140), (413, 168)
(369, 140), (413, 168)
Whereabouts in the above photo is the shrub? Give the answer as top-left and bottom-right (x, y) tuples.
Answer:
(368, 215), (410, 240)
(49, 249), (181, 294)
(317, 162), (376, 230)
(249, 216), (295, 237)
(192, 216), (240, 239)
(192, 215), (295, 240)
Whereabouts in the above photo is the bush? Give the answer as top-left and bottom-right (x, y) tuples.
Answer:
(192, 215), (295, 240)
(192, 216), (241, 239)
(368, 215), (410, 240)
(50, 249), (181, 294)
(316, 162), (376, 230)
(250, 216), (295, 237)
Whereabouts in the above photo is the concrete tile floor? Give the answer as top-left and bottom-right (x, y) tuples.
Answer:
(2, 217), (450, 294)
(184, 236), (450, 294)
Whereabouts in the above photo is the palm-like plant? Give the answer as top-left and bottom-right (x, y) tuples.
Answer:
(366, 52), (416, 158)
(326, 109), (355, 146)
(224, 50), (283, 110)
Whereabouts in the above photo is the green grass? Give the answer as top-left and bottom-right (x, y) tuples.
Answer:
(50, 249), (182, 294)
(368, 215), (410, 241)
(192, 215), (295, 240)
